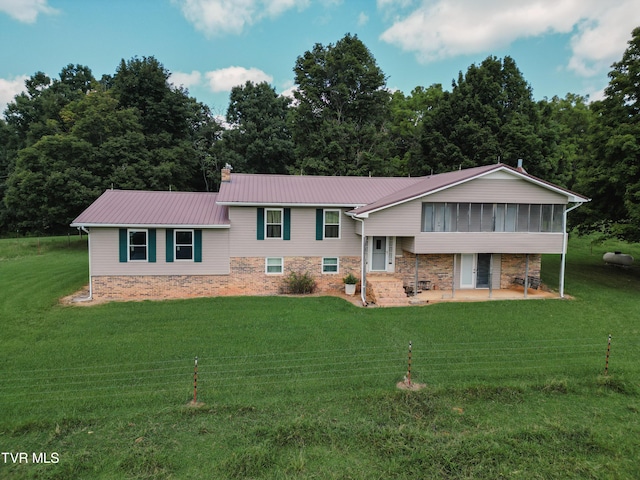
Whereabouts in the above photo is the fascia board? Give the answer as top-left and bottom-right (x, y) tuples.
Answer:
(70, 223), (230, 229)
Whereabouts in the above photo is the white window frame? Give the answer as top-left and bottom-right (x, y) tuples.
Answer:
(174, 229), (194, 261)
(265, 208), (283, 239)
(322, 257), (339, 274)
(323, 209), (341, 239)
(265, 257), (283, 274)
(128, 229), (148, 262)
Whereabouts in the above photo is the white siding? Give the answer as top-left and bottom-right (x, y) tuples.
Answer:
(90, 228), (230, 275)
(228, 206), (361, 257)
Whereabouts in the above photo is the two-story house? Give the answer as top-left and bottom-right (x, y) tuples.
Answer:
(71, 163), (589, 305)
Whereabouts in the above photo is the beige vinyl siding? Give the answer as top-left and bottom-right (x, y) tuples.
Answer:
(228, 206), (361, 257)
(426, 178), (568, 204)
(363, 178), (567, 236)
(362, 176), (568, 254)
(413, 232), (564, 254)
(90, 228), (230, 275)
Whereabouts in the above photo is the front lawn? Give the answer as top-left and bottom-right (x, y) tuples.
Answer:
(0, 235), (638, 478)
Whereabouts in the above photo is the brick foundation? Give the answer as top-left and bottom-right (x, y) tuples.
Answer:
(91, 253), (541, 300)
(92, 256), (361, 300)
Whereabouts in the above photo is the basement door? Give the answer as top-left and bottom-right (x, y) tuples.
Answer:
(460, 253), (492, 289)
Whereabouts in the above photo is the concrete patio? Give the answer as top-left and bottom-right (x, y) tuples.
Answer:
(405, 286), (558, 305)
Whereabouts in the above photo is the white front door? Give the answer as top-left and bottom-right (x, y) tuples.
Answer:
(460, 253), (475, 288)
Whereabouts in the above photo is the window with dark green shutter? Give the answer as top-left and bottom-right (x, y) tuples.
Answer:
(283, 208), (291, 240)
(316, 209), (323, 240)
(257, 208), (265, 240)
(166, 229), (174, 262)
(148, 229), (156, 263)
(194, 230), (202, 262)
(119, 229), (127, 262)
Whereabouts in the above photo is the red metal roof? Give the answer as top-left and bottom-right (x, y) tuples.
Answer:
(217, 173), (423, 206)
(71, 190), (229, 227)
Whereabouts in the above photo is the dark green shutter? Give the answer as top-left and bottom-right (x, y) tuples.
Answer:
(316, 209), (323, 240)
(119, 229), (127, 262)
(283, 208), (291, 240)
(257, 208), (265, 240)
(194, 230), (202, 262)
(148, 229), (156, 263)
(165, 229), (174, 262)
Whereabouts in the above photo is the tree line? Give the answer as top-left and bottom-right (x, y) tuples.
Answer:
(1, 29), (639, 240)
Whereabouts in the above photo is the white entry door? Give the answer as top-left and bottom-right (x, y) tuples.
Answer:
(460, 253), (475, 288)
(460, 253), (492, 289)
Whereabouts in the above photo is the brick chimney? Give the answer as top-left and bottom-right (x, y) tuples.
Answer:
(221, 163), (232, 182)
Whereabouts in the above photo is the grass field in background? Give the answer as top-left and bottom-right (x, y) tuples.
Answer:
(0, 235), (639, 478)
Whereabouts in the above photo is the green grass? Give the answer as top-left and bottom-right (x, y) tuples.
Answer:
(0, 235), (639, 479)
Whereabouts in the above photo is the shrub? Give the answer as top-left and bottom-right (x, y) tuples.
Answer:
(282, 271), (317, 294)
(343, 273), (358, 285)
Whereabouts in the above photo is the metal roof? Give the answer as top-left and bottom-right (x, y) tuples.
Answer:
(71, 165), (589, 228)
(216, 173), (423, 206)
(71, 190), (229, 227)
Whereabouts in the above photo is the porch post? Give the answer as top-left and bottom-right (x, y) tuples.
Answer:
(524, 254), (529, 299)
(452, 254), (456, 298)
(489, 254), (493, 299)
(560, 203), (583, 298)
(414, 254), (419, 297)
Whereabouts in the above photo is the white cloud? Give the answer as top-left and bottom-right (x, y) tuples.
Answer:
(357, 11), (369, 27)
(0, 0), (58, 23)
(279, 80), (297, 100)
(379, 0), (640, 78)
(169, 70), (203, 89)
(172, 0), (309, 36)
(0, 75), (28, 117)
(205, 66), (273, 92)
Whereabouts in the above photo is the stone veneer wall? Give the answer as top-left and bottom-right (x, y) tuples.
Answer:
(390, 251), (542, 290)
(90, 252), (542, 300)
(394, 252), (455, 290)
(499, 254), (541, 288)
(92, 256), (361, 300)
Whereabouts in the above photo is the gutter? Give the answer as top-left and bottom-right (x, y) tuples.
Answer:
(351, 215), (368, 306)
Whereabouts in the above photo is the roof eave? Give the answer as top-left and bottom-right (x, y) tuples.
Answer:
(217, 201), (366, 208)
(70, 222), (230, 229)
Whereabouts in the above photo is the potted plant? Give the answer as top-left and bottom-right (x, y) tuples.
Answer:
(343, 273), (358, 296)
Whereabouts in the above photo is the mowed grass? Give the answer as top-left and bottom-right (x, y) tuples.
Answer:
(0, 235), (639, 479)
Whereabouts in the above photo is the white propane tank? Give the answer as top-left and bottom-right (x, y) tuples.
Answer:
(603, 251), (634, 266)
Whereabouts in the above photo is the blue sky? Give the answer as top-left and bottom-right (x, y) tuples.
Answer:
(1, 0), (639, 118)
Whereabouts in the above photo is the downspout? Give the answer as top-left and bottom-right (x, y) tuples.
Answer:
(353, 216), (367, 306)
(560, 203), (583, 298)
(78, 226), (93, 301)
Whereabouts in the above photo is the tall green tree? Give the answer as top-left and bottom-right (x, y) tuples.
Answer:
(416, 56), (557, 179)
(218, 81), (293, 175)
(388, 85), (444, 175)
(290, 34), (393, 176)
(2, 58), (220, 233)
(574, 27), (640, 240)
